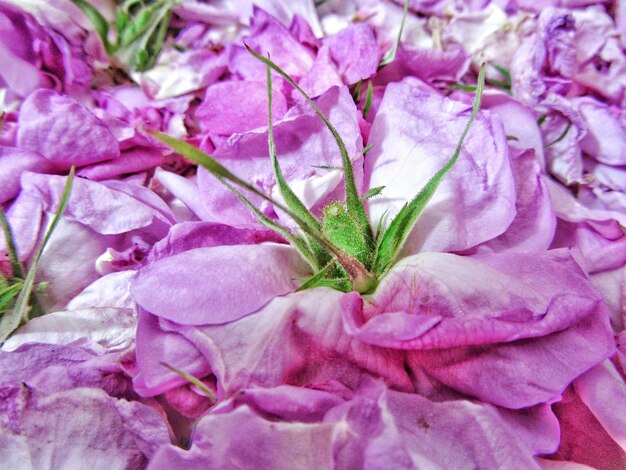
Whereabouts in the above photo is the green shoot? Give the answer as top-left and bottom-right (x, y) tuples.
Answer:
(161, 362), (217, 402)
(373, 65), (486, 275)
(265, 62), (327, 269)
(246, 46), (375, 265)
(363, 81), (374, 118)
(0, 167), (75, 344)
(70, 0), (173, 71)
(364, 186), (385, 200)
(0, 209), (24, 280)
(379, 0), (409, 66)
(545, 121), (572, 148)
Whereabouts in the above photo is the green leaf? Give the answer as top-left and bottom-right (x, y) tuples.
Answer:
(160, 362), (217, 402)
(490, 64), (511, 83)
(223, 180), (319, 272)
(246, 46), (375, 265)
(362, 80), (374, 118)
(153, 132), (375, 291)
(322, 202), (370, 265)
(115, 0), (172, 71)
(374, 65), (486, 275)
(0, 167), (75, 344)
(70, 0), (112, 53)
(265, 62), (326, 269)
(379, 0), (409, 66)
(450, 84), (477, 92)
(0, 209), (24, 280)
(364, 186), (385, 199)
(0, 282), (22, 313)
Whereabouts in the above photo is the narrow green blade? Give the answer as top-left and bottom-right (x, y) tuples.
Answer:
(0, 209), (24, 279)
(161, 362), (217, 402)
(379, 0), (409, 66)
(246, 46), (374, 262)
(374, 65), (486, 275)
(153, 132), (374, 290)
(0, 167), (76, 343)
(70, 0), (112, 53)
(265, 63), (326, 269)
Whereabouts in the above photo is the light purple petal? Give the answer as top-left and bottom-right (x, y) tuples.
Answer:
(343, 250), (614, 408)
(481, 149), (556, 253)
(196, 80), (288, 136)
(77, 148), (164, 181)
(245, 6), (314, 77)
(326, 380), (555, 469)
(149, 405), (334, 469)
(0, 386), (169, 468)
(375, 44), (470, 85)
(365, 79), (516, 253)
(140, 289), (411, 397)
(0, 146), (53, 203)
(576, 97), (626, 166)
(197, 85), (362, 228)
(574, 360), (626, 453)
(17, 89), (119, 168)
(21, 172), (162, 234)
(134, 310), (210, 396)
(131, 243), (309, 325)
(324, 23), (381, 84)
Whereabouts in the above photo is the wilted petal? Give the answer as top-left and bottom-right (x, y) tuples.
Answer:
(67, 271), (136, 310)
(576, 97), (626, 166)
(2, 307), (136, 352)
(0, 385), (169, 469)
(326, 380), (554, 469)
(17, 89), (119, 168)
(138, 289), (411, 397)
(549, 385), (626, 469)
(149, 404), (334, 469)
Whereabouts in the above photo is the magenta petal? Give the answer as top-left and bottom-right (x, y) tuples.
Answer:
(17, 89), (120, 168)
(0, 146), (53, 203)
(196, 80), (288, 136)
(574, 360), (626, 452)
(156, 289), (412, 396)
(409, 312), (614, 409)
(131, 243), (309, 325)
(324, 23), (381, 84)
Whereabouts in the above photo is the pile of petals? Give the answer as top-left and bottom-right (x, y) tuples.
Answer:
(1, 0), (626, 468)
